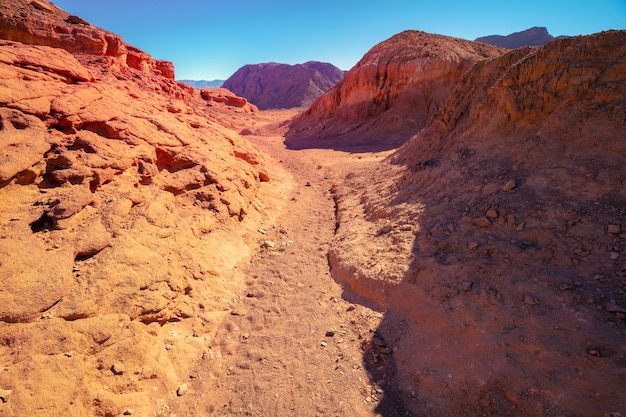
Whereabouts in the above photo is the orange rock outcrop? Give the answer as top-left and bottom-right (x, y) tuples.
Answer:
(0, 2), (274, 416)
(0, 0), (174, 78)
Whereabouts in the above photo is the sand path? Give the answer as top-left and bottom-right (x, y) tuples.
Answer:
(171, 112), (401, 416)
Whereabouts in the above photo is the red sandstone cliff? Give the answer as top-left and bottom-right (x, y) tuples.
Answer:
(0, 0), (175, 78)
(222, 61), (345, 110)
(287, 31), (505, 150)
(330, 30), (626, 416)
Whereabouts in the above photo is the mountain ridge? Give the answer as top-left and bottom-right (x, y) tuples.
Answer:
(222, 61), (345, 110)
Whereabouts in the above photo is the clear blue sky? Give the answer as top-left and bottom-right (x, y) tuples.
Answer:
(52, 0), (625, 80)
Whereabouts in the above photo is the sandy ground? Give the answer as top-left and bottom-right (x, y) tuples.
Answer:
(168, 110), (405, 417)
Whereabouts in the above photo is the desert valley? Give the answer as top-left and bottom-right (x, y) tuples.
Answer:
(0, 1), (624, 416)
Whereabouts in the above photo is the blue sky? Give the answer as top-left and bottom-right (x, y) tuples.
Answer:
(52, 0), (625, 80)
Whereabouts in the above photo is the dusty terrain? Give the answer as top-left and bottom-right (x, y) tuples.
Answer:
(0, 1), (624, 417)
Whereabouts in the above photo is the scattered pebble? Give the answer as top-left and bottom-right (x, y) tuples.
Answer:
(486, 209), (498, 219)
(0, 389), (12, 403)
(111, 362), (126, 375)
(165, 344), (173, 351)
(123, 409), (133, 416)
(261, 240), (276, 249)
(258, 228), (267, 234)
(473, 217), (491, 228)
(610, 252), (620, 260)
(325, 331), (336, 337)
(503, 179), (516, 192)
(524, 295), (539, 306)
(607, 224), (621, 234)
(373, 337), (387, 348)
(177, 384), (189, 396)
(320, 341), (328, 347)
(587, 345), (601, 357)
(605, 303), (626, 313)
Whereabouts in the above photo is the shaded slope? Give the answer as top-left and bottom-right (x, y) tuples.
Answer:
(330, 30), (626, 416)
(222, 61), (345, 110)
(0, 2), (279, 416)
(287, 30), (505, 150)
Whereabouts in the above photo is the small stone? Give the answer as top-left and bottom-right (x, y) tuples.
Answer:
(165, 344), (173, 351)
(515, 223), (525, 231)
(524, 295), (539, 306)
(610, 252), (620, 260)
(325, 331), (336, 337)
(468, 241), (479, 250)
(486, 209), (498, 219)
(320, 341), (328, 347)
(372, 337), (387, 348)
(607, 224), (621, 234)
(230, 309), (247, 316)
(473, 217), (491, 228)
(503, 179), (516, 192)
(606, 303), (626, 313)
(461, 281), (473, 292)
(261, 240), (276, 249)
(177, 383), (189, 396)
(0, 389), (12, 403)
(586, 345), (601, 357)
(258, 228), (267, 234)
(258, 171), (270, 182)
(111, 363), (126, 375)
(346, 305), (356, 312)
(123, 409), (133, 416)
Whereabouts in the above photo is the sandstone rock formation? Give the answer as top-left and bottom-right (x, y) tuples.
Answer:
(0, 0), (174, 78)
(222, 61), (345, 110)
(329, 30), (626, 416)
(476, 26), (558, 48)
(287, 31), (505, 150)
(0, 3), (275, 416)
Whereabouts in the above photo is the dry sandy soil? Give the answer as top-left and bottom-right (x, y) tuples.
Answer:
(169, 109), (407, 417)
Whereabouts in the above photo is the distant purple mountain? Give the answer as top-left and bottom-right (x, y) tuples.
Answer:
(475, 26), (563, 48)
(178, 79), (224, 88)
(222, 61), (346, 110)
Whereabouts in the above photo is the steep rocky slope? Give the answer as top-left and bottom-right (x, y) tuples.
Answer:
(0, 2), (284, 416)
(222, 61), (345, 110)
(476, 26), (558, 48)
(329, 30), (626, 416)
(287, 31), (505, 150)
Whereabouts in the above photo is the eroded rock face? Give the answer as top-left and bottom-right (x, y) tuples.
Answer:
(222, 61), (345, 110)
(287, 31), (505, 150)
(0, 0), (174, 78)
(330, 30), (626, 416)
(0, 10), (274, 416)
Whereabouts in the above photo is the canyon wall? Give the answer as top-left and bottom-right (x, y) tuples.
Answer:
(330, 30), (626, 416)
